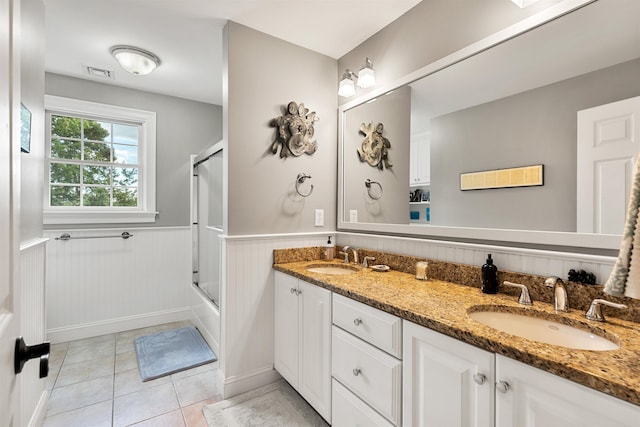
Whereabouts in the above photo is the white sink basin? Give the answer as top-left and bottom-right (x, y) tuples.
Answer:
(305, 264), (359, 275)
(469, 310), (619, 351)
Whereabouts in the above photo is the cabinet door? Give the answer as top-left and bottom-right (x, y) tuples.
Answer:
(403, 321), (494, 427)
(496, 355), (640, 427)
(410, 134), (430, 185)
(298, 280), (332, 422)
(274, 272), (299, 388)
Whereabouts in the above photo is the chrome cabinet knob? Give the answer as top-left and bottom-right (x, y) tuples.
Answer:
(353, 368), (361, 376)
(473, 373), (486, 385)
(353, 318), (363, 326)
(496, 381), (510, 393)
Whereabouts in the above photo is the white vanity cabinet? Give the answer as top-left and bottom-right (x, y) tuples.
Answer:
(403, 320), (495, 427)
(403, 320), (640, 427)
(273, 271), (331, 423)
(332, 293), (403, 426)
(495, 355), (640, 427)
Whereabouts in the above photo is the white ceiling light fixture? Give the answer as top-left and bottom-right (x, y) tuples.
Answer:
(511, 0), (541, 7)
(110, 45), (161, 76)
(338, 57), (376, 97)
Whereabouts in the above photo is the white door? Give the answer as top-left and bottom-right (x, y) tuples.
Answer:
(1, 0), (21, 424)
(577, 96), (640, 234)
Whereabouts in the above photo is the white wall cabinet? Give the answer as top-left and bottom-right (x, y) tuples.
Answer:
(274, 272), (332, 423)
(403, 320), (495, 427)
(495, 355), (640, 427)
(410, 133), (430, 186)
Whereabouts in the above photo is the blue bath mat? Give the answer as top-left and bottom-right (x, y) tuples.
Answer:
(134, 325), (217, 381)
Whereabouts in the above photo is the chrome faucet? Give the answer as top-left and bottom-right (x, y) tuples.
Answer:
(503, 281), (533, 305)
(339, 246), (351, 263)
(362, 256), (375, 268)
(544, 276), (568, 312)
(351, 247), (359, 265)
(586, 299), (627, 322)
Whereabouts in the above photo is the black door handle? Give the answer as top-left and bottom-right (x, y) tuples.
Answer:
(15, 337), (50, 378)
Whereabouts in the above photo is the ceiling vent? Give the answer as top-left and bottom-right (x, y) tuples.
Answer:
(83, 65), (114, 79)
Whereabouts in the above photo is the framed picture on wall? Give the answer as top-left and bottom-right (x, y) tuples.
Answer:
(20, 103), (32, 153)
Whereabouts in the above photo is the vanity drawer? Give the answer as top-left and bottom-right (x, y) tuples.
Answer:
(332, 379), (394, 427)
(332, 293), (402, 358)
(332, 326), (402, 425)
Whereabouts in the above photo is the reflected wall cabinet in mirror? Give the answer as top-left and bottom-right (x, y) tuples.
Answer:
(338, 0), (640, 250)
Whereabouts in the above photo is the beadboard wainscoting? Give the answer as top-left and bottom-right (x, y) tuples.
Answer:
(44, 227), (191, 343)
(20, 238), (49, 427)
(219, 233), (334, 398)
(337, 232), (617, 284)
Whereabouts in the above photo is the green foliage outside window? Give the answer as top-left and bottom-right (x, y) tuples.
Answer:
(49, 114), (139, 208)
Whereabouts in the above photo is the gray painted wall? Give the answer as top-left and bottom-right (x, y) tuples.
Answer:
(20, 0), (45, 242)
(343, 86), (410, 224)
(431, 57), (640, 231)
(44, 73), (223, 228)
(338, 0), (564, 101)
(225, 22), (337, 236)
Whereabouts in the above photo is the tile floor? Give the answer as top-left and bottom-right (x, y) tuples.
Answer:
(43, 321), (222, 427)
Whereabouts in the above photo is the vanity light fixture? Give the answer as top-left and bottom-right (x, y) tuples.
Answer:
(357, 57), (376, 88)
(338, 69), (357, 97)
(338, 57), (376, 97)
(110, 45), (161, 76)
(511, 0), (541, 7)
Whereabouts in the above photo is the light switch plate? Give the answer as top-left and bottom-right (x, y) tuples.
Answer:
(349, 210), (358, 222)
(315, 209), (324, 226)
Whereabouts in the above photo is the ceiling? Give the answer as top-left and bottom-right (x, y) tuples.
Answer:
(44, 0), (422, 105)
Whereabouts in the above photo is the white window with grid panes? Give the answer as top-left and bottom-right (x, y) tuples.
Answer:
(44, 95), (156, 224)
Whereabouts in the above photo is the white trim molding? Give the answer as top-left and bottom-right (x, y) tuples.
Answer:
(43, 95), (157, 225)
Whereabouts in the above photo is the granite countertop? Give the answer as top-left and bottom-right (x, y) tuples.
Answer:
(273, 260), (640, 407)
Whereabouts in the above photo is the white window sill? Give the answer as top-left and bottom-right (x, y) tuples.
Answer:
(43, 210), (157, 225)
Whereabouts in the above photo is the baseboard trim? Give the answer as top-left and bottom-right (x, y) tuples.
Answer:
(219, 366), (281, 399)
(46, 307), (191, 343)
(27, 389), (49, 427)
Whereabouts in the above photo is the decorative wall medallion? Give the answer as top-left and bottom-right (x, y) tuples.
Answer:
(357, 122), (392, 170)
(270, 101), (319, 158)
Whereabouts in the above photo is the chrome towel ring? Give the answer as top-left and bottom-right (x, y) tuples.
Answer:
(365, 179), (383, 200)
(296, 173), (314, 197)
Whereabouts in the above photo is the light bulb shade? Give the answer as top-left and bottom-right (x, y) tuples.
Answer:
(339, 76), (356, 97)
(110, 45), (160, 76)
(357, 58), (375, 89)
(511, 0), (540, 7)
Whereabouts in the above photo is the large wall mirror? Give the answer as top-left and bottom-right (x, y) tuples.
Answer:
(338, 0), (640, 251)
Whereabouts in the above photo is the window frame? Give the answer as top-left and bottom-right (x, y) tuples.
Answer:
(44, 95), (157, 224)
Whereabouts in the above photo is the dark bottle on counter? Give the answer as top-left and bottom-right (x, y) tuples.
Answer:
(481, 254), (499, 294)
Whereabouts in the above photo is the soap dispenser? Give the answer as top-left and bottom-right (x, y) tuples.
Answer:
(324, 236), (335, 260)
(481, 254), (498, 294)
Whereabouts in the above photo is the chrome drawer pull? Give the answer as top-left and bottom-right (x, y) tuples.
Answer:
(353, 318), (363, 326)
(473, 373), (486, 385)
(353, 368), (361, 376)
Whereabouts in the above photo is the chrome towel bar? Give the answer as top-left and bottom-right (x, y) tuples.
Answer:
(55, 232), (133, 241)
